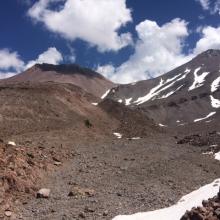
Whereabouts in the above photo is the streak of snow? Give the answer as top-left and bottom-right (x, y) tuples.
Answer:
(113, 178), (220, 220)
(91, 103), (98, 106)
(101, 89), (110, 99)
(159, 123), (167, 127)
(205, 120), (212, 123)
(113, 132), (122, 139)
(125, 98), (132, 106)
(194, 112), (216, 122)
(131, 137), (141, 140)
(134, 70), (189, 105)
(178, 123), (186, 126)
(211, 76), (220, 93)
(210, 95), (220, 108)
(158, 85), (184, 99)
(165, 73), (182, 83)
(118, 99), (123, 103)
(188, 67), (209, 91)
(202, 151), (213, 155)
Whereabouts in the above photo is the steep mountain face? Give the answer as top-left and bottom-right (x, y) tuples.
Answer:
(105, 49), (220, 130)
(1, 64), (115, 98)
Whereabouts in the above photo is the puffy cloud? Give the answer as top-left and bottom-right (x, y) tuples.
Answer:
(0, 47), (63, 79)
(98, 19), (192, 84)
(193, 26), (220, 54)
(28, 0), (133, 52)
(0, 49), (24, 72)
(26, 47), (63, 69)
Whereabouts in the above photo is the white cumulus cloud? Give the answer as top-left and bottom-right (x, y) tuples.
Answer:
(26, 47), (63, 69)
(97, 19), (192, 84)
(0, 49), (24, 72)
(28, 0), (133, 52)
(0, 47), (63, 79)
(97, 19), (220, 84)
(193, 26), (220, 54)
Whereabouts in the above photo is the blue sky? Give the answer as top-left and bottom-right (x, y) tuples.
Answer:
(0, 0), (220, 83)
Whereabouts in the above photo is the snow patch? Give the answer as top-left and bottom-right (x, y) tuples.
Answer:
(101, 89), (110, 99)
(125, 98), (132, 106)
(158, 85), (184, 99)
(194, 112), (216, 122)
(118, 99), (123, 103)
(188, 67), (209, 91)
(211, 76), (220, 93)
(91, 103), (98, 106)
(113, 133), (122, 139)
(178, 123), (187, 126)
(210, 95), (220, 108)
(131, 137), (141, 140)
(205, 120), (212, 123)
(214, 152), (220, 161)
(113, 178), (220, 220)
(159, 123), (167, 127)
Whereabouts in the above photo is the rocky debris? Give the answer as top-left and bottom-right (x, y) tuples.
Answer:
(0, 140), (54, 215)
(181, 188), (220, 220)
(78, 212), (86, 218)
(177, 131), (220, 148)
(99, 99), (160, 138)
(37, 188), (51, 199)
(68, 186), (95, 198)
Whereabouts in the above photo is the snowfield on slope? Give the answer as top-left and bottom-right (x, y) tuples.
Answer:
(188, 67), (209, 91)
(113, 179), (220, 220)
(134, 69), (190, 105)
(210, 95), (220, 108)
(211, 75), (220, 93)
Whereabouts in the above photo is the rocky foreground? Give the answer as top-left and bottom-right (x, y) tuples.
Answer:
(181, 188), (220, 220)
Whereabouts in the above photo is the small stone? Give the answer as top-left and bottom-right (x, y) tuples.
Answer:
(85, 206), (95, 213)
(5, 211), (12, 217)
(79, 212), (86, 218)
(7, 141), (16, 146)
(103, 210), (108, 216)
(37, 188), (51, 198)
(117, 192), (122, 197)
(54, 161), (62, 166)
(214, 208), (220, 217)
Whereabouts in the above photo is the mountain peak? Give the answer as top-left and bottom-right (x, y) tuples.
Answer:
(32, 63), (103, 79)
(2, 63), (115, 97)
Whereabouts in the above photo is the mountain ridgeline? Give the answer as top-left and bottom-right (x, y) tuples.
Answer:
(104, 49), (220, 132)
(2, 63), (115, 98)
